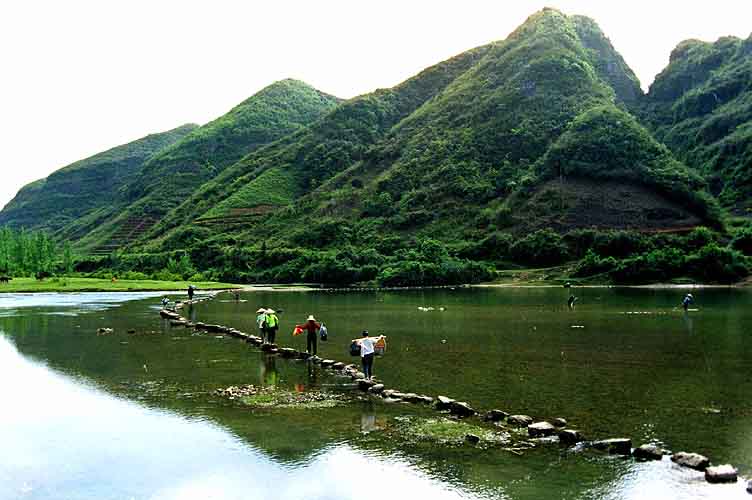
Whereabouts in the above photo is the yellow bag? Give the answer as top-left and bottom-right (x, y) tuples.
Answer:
(374, 337), (386, 356)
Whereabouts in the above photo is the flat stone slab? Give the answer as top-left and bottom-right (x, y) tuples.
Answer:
(449, 401), (476, 417)
(417, 395), (434, 405)
(552, 418), (567, 428)
(558, 429), (583, 445)
(320, 359), (336, 367)
(528, 422), (557, 437)
(507, 415), (533, 427)
(332, 362), (345, 370)
(592, 438), (632, 456)
(484, 410), (509, 422)
(368, 384), (385, 394)
(671, 452), (710, 471)
(435, 396), (455, 410)
(705, 464), (737, 483)
(633, 444), (665, 461)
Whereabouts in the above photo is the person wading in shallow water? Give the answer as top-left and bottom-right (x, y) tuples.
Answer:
(352, 330), (386, 380)
(296, 315), (321, 356)
(682, 293), (695, 312)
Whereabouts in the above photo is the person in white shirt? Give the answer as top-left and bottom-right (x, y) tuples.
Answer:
(352, 330), (385, 380)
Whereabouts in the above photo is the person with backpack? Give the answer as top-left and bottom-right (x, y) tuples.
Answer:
(351, 330), (386, 380)
(295, 315), (321, 356)
(265, 309), (280, 344)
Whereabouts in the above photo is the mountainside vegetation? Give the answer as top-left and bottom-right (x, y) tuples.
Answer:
(645, 34), (752, 212)
(0, 124), (196, 234)
(1, 8), (749, 286)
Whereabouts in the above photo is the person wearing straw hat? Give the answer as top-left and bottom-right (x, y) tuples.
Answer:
(256, 308), (268, 342)
(265, 309), (280, 344)
(296, 315), (321, 356)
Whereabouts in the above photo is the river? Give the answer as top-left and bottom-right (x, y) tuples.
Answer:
(0, 287), (750, 499)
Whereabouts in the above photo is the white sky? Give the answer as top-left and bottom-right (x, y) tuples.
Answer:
(1, 0), (750, 210)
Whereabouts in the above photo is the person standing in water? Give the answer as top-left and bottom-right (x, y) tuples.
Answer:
(682, 293), (695, 311)
(352, 330), (386, 380)
(296, 315), (321, 356)
(568, 295), (578, 309)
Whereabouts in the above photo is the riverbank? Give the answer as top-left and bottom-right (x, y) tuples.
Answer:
(0, 277), (240, 293)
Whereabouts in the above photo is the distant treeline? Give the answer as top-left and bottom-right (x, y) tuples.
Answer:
(0, 227), (73, 276)
(72, 224), (752, 286)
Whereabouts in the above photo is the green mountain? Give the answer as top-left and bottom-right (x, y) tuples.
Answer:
(645, 34), (752, 212)
(67, 79), (341, 253)
(99, 8), (729, 285)
(0, 124), (197, 234)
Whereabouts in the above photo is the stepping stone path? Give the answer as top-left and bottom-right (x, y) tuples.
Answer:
(154, 296), (747, 494)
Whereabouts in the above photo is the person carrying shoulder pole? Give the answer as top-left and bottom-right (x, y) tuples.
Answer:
(256, 308), (267, 343)
(352, 330), (386, 380)
(265, 309), (280, 344)
(296, 315), (321, 356)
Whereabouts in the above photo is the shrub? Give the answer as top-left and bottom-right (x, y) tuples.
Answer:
(730, 227), (752, 255)
(685, 244), (748, 283)
(510, 229), (567, 266)
(573, 250), (618, 277)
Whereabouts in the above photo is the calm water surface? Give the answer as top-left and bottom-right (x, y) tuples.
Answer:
(1, 288), (750, 499)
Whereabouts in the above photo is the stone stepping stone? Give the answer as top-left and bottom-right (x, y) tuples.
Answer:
(633, 444), (665, 460)
(435, 396), (455, 410)
(507, 415), (533, 427)
(671, 451), (710, 471)
(558, 429), (583, 445)
(552, 418), (567, 428)
(705, 464), (737, 483)
(592, 438), (632, 456)
(449, 401), (476, 417)
(484, 410), (509, 422)
(528, 422), (556, 437)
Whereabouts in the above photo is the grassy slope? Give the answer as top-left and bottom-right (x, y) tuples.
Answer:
(0, 124), (197, 233)
(645, 34), (752, 212)
(73, 79), (341, 251)
(0, 277), (238, 293)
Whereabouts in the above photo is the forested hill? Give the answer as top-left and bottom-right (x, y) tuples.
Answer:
(0, 124), (197, 234)
(645, 34), (752, 213)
